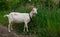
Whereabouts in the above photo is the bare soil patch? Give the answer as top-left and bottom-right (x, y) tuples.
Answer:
(0, 25), (35, 37)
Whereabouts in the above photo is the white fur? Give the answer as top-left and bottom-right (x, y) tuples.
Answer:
(4, 7), (37, 32)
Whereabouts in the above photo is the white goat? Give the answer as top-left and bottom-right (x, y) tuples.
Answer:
(4, 7), (37, 32)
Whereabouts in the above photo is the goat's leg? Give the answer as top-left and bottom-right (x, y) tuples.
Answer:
(8, 23), (11, 32)
(24, 25), (25, 32)
(11, 23), (13, 30)
(25, 22), (28, 32)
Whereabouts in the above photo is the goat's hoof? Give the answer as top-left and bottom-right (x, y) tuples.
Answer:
(11, 28), (13, 30)
(23, 29), (25, 32)
(8, 30), (11, 32)
(24, 30), (25, 32)
(27, 31), (28, 32)
(27, 30), (28, 32)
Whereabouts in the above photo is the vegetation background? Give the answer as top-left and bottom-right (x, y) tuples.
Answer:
(0, 0), (60, 37)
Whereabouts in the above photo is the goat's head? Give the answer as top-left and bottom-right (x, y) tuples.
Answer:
(32, 7), (37, 16)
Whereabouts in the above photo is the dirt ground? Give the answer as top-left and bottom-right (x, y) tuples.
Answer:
(0, 24), (35, 37)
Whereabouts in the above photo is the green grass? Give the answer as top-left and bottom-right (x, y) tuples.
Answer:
(0, 0), (60, 37)
(0, 5), (60, 37)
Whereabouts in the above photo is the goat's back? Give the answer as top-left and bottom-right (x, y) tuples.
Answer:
(8, 12), (30, 23)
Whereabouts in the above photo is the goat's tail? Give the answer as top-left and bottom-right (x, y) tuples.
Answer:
(4, 15), (9, 17)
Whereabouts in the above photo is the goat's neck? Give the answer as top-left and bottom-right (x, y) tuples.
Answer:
(29, 11), (33, 18)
